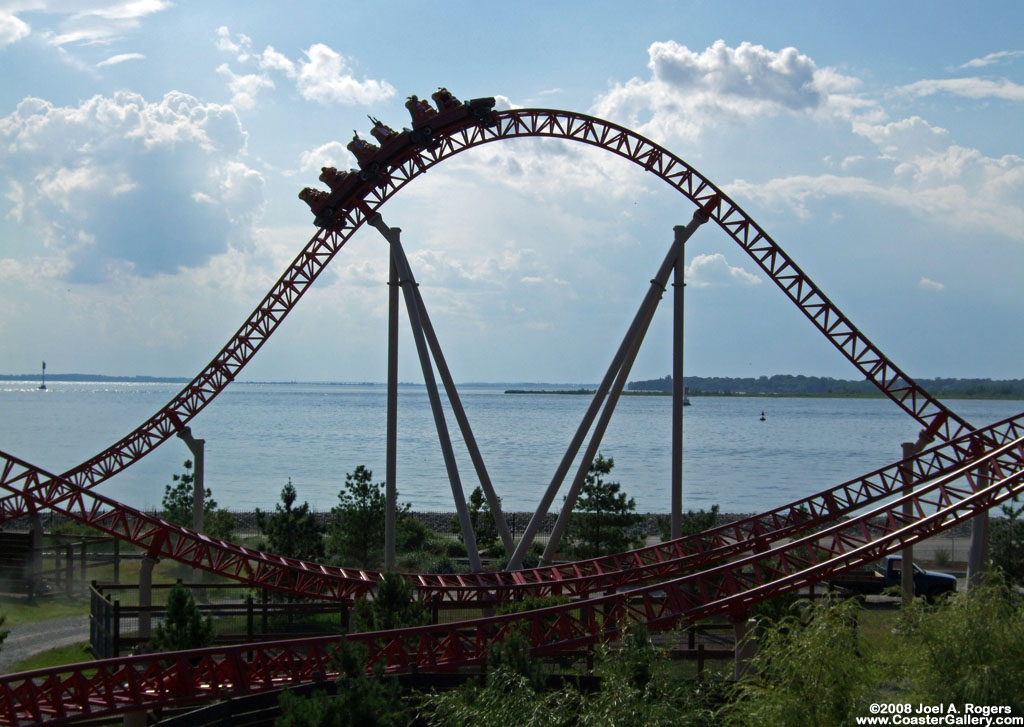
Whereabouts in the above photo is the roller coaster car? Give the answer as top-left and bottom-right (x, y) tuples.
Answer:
(466, 96), (498, 127)
(405, 95), (437, 126)
(369, 117), (400, 145)
(347, 132), (380, 167)
(318, 166), (350, 191)
(298, 187), (331, 214)
(431, 87), (461, 111)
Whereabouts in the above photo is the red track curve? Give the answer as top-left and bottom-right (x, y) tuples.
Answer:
(0, 96), (1015, 725)
(2, 431), (1023, 726)
(0, 103), (972, 524)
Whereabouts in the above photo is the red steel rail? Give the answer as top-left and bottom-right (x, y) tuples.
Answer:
(0, 103), (970, 524)
(1, 412), (1020, 605)
(2, 433), (1022, 727)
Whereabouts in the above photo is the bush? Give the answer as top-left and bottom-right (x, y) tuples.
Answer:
(255, 479), (324, 562)
(162, 459), (235, 540)
(566, 453), (640, 558)
(327, 466), (411, 569)
(657, 504), (720, 543)
(352, 572), (427, 633)
(149, 583), (214, 652)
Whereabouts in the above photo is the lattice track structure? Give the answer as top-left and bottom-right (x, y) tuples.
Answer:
(1, 98), (1018, 724)
(1, 411), (1023, 606)
(3, 432), (1024, 726)
(0, 105), (973, 526)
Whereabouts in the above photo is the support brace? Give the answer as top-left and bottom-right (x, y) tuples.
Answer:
(369, 215), (483, 572)
(510, 203), (712, 569)
(176, 427), (205, 588)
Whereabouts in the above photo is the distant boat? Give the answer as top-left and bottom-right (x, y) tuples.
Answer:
(38, 361), (46, 390)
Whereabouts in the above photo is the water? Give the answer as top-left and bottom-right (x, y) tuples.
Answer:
(1, 380), (1022, 515)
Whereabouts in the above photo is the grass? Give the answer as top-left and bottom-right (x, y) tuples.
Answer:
(5, 642), (94, 674)
(0, 596), (90, 627)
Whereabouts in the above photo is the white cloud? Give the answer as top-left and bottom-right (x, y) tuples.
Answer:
(299, 141), (350, 173)
(685, 253), (761, 288)
(97, 52), (144, 67)
(216, 63), (275, 110)
(215, 29), (393, 107)
(958, 50), (1024, 69)
(295, 43), (395, 105)
(39, 0), (172, 47)
(591, 39), (861, 142)
(899, 77), (1024, 102)
(852, 116), (949, 157)
(0, 91), (262, 281)
(919, 277), (945, 291)
(0, 11), (30, 47)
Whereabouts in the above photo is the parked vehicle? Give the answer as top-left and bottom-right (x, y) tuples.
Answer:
(829, 555), (957, 600)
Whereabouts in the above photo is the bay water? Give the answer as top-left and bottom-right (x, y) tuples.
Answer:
(1, 380), (1021, 516)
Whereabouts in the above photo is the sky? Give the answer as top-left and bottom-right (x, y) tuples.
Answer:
(1, 1), (1023, 385)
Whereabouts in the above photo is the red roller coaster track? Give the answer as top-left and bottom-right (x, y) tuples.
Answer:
(0, 93), (1015, 725)
(2, 430), (1023, 726)
(0, 101), (971, 524)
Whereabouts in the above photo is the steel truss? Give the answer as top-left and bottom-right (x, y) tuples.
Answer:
(2, 433), (1022, 726)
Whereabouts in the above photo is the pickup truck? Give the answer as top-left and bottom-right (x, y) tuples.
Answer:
(828, 555), (957, 600)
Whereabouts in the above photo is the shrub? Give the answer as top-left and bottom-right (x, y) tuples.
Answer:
(149, 583), (214, 652)
(255, 479), (324, 562)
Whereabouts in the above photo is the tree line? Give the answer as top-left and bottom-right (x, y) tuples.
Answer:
(628, 374), (1024, 399)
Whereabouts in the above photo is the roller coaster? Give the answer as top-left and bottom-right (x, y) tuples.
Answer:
(1, 89), (1021, 726)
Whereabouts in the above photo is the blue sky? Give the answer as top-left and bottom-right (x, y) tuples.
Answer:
(2, 1), (1023, 384)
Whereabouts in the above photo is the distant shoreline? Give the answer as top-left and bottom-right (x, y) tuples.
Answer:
(5, 374), (1024, 401)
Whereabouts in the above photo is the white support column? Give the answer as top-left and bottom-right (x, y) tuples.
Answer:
(385, 254), (399, 571)
(176, 427), (205, 589)
(137, 556), (158, 641)
(967, 463), (991, 589)
(671, 244), (685, 540)
(900, 441), (916, 605)
(369, 215), (482, 572)
(733, 616), (758, 681)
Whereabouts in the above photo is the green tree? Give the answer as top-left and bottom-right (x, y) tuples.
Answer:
(566, 453), (640, 558)
(161, 459), (235, 540)
(255, 479), (324, 562)
(895, 579), (1024, 711)
(352, 571), (427, 633)
(327, 466), (409, 569)
(658, 504), (720, 543)
(277, 639), (407, 727)
(721, 597), (869, 727)
(149, 582), (214, 652)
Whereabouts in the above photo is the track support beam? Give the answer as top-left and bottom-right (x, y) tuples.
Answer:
(516, 204), (710, 569)
(369, 215), (485, 571)
(176, 427), (205, 589)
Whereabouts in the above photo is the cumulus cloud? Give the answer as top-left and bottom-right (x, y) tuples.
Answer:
(685, 253), (761, 288)
(0, 11), (30, 47)
(898, 77), (1024, 102)
(0, 91), (264, 281)
(591, 39), (862, 142)
(216, 63), (275, 110)
(215, 28), (394, 108)
(725, 149), (1024, 241)
(852, 116), (949, 158)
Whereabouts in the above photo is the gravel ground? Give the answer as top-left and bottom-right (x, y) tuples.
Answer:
(0, 615), (90, 673)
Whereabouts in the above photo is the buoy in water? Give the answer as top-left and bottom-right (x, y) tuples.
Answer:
(760, 411), (766, 421)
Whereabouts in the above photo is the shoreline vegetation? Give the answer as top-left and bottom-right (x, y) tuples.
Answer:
(4, 372), (1024, 400)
